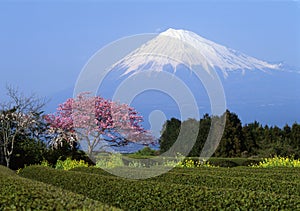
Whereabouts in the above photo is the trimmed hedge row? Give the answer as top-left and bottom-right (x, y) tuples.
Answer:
(0, 165), (118, 210)
(0, 165), (16, 177)
(98, 156), (261, 167)
(122, 156), (262, 167)
(152, 171), (300, 196)
(207, 157), (262, 167)
(71, 166), (300, 196)
(71, 165), (300, 181)
(20, 166), (300, 210)
(168, 166), (300, 180)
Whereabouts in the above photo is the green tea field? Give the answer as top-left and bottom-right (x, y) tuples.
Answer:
(1, 164), (299, 210)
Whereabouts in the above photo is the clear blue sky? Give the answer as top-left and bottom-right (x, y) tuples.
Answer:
(0, 1), (299, 99)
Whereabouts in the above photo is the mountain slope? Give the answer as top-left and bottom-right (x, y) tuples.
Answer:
(100, 28), (299, 129)
(48, 28), (298, 141)
(113, 28), (281, 77)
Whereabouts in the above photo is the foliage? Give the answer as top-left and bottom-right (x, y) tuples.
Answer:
(55, 157), (89, 170)
(0, 86), (46, 168)
(159, 110), (300, 158)
(0, 165), (118, 210)
(128, 160), (146, 168)
(160, 153), (215, 168)
(189, 114), (211, 157)
(20, 165), (300, 210)
(208, 159), (238, 167)
(207, 157), (261, 167)
(252, 156), (300, 168)
(95, 153), (124, 168)
(96, 153), (260, 168)
(0, 165), (16, 177)
(71, 165), (300, 182)
(163, 157), (261, 167)
(9, 136), (47, 170)
(159, 117), (181, 153)
(214, 110), (244, 157)
(45, 92), (154, 157)
(43, 140), (94, 167)
(40, 159), (51, 167)
(133, 146), (157, 156)
(177, 159), (217, 168)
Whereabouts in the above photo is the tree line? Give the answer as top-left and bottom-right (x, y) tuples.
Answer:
(159, 110), (300, 158)
(1, 86), (299, 170)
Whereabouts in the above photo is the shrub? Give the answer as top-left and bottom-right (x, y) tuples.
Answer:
(176, 159), (217, 168)
(71, 166), (300, 196)
(128, 160), (146, 168)
(0, 165), (16, 177)
(40, 159), (51, 167)
(0, 165), (117, 210)
(207, 159), (238, 167)
(20, 166), (300, 210)
(55, 157), (89, 170)
(9, 137), (47, 170)
(252, 156), (300, 168)
(96, 153), (124, 168)
(43, 141), (94, 167)
(241, 159), (261, 166)
(133, 146), (157, 156)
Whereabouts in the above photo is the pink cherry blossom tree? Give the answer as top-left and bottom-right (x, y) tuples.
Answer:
(45, 92), (153, 157)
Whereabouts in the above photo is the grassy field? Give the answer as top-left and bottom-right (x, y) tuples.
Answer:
(7, 164), (299, 210)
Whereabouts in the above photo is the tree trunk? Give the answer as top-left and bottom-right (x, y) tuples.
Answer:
(5, 156), (10, 168)
(3, 145), (10, 168)
(0, 145), (4, 166)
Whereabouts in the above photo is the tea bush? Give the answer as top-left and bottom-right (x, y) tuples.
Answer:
(71, 166), (300, 196)
(0, 165), (118, 210)
(0, 165), (16, 177)
(20, 165), (300, 210)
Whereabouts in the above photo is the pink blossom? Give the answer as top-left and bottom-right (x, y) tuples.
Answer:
(45, 92), (154, 155)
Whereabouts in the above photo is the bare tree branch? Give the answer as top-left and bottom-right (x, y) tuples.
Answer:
(0, 85), (47, 168)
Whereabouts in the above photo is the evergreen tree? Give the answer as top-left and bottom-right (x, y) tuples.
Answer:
(159, 110), (300, 158)
(242, 121), (262, 156)
(214, 110), (245, 157)
(189, 114), (211, 157)
(159, 118), (181, 153)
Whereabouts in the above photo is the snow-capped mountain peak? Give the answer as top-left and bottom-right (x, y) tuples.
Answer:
(113, 28), (280, 76)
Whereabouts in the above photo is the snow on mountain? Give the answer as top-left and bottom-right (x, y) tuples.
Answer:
(47, 28), (299, 143)
(113, 28), (281, 77)
(103, 28), (299, 128)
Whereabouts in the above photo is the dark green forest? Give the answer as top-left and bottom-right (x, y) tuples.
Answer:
(160, 110), (300, 158)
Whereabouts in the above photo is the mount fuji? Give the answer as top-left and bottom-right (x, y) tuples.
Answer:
(47, 28), (300, 141)
(96, 28), (299, 130)
(114, 28), (280, 77)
